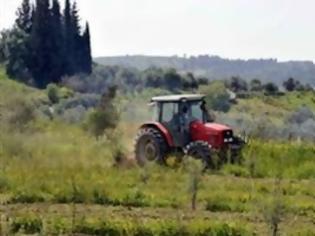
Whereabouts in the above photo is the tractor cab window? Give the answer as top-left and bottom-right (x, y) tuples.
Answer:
(187, 101), (204, 123)
(161, 102), (179, 123)
(149, 102), (159, 121)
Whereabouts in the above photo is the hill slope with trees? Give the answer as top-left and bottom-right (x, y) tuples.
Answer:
(95, 55), (315, 86)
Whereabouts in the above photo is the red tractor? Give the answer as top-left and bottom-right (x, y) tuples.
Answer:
(134, 94), (245, 168)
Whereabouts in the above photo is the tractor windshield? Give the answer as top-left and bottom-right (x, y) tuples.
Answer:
(186, 101), (205, 123)
(191, 101), (204, 122)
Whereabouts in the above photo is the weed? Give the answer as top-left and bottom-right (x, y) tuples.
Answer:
(205, 197), (246, 213)
(10, 215), (43, 234)
(186, 159), (203, 211)
(261, 178), (285, 236)
(11, 190), (46, 203)
(122, 188), (150, 207)
(93, 188), (113, 205)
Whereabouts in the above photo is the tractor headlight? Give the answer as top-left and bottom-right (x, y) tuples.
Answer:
(224, 138), (234, 143)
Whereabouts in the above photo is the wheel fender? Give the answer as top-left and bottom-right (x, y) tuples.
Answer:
(140, 122), (174, 147)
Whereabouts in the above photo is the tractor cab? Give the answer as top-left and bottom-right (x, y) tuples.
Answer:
(135, 94), (245, 168)
(150, 94), (210, 147)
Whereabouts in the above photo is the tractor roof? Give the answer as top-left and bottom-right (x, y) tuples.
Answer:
(151, 94), (205, 102)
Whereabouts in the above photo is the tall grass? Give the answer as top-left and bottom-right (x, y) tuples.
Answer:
(242, 140), (315, 179)
(2, 213), (253, 236)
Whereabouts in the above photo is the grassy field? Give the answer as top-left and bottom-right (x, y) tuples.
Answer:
(0, 69), (315, 235)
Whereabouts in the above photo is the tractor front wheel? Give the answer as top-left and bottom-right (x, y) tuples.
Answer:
(135, 128), (168, 166)
(185, 141), (214, 169)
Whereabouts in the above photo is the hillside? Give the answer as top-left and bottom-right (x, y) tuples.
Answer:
(95, 55), (315, 86)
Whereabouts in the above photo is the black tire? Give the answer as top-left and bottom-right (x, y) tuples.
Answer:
(185, 141), (214, 169)
(134, 127), (168, 166)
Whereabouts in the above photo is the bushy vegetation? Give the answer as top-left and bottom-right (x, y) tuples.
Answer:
(62, 65), (204, 95)
(73, 219), (252, 236)
(0, 212), (253, 235)
(283, 77), (313, 92)
(10, 215), (43, 234)
(85, 85), (120, 138)
(200, 82), (231, 112)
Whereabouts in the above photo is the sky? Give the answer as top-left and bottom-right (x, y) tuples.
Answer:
(0, 0), (315, 61)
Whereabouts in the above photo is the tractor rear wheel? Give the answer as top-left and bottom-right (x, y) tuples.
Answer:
(135, 127), (168, 166)
(185, 141), (214, 169)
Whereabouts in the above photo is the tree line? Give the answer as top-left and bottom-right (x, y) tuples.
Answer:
(225, 76), (314, 94)
(0, 0), (92, 88)
(96, 55), (315, 87)
(62, 65), (210, 94)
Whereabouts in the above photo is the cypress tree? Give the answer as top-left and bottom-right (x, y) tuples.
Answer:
(64, 0), (75, 75)
(82, 22), (92, 74)
(30, 0), (54, 88)
(70, 1), (82, 73)
(70, 1), (81, 35)
(50, 0), (64, 83)
(30, 4), (36, 25)
(15, 0), (32, 34)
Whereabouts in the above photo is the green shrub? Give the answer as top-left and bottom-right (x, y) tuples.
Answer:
(85, 86), (119, 138)
(53, 189), (73, 204)
(52, 180), (87, 204)
(10, 215), (43, 234)
(121, 188), (150, 207)
(195, 223), (251, 236)
(49, 217), (70, 235)
(47, 83), (60, 104)
(92, 188), (113, 205)
(70, 179), (86, 203)
(59, 86), (74, 99)
(205, 196), (247, 213)
(11, 190), (46, 203)
(199, 82), (231, 112)
(73, 218), (252, 236)
(74, 220), (126, 236)
(264, 82), (279, 95)
(1, 96), (36, 131)
(86, 109), (117, 137)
